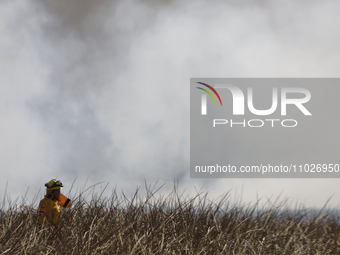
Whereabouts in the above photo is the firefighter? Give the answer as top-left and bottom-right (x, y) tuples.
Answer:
(38, 179), (71, 226)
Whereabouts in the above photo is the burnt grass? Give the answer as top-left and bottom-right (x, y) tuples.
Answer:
(0, 185), (339, 254)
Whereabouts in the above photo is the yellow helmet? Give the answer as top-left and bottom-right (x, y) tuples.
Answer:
(45, 179), (63, 190)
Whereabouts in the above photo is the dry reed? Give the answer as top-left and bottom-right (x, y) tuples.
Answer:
(0, 184), (339, 254)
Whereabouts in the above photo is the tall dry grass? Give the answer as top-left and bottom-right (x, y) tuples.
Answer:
(0, 184), (339, 254)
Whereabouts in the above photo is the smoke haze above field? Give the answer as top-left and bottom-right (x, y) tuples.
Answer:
(1, 0), (340, 208)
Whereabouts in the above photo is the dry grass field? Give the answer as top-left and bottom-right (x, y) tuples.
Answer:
(0, 184), (339, 254)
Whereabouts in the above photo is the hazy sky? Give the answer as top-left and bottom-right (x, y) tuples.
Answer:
(1, 0), (340, 208)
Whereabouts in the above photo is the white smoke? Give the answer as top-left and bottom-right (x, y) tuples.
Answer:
(0, 0), (339, 208)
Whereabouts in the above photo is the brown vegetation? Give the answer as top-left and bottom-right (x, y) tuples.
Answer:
(0, 184), (339, 254)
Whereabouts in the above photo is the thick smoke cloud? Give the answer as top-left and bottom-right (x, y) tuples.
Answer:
(1, 0), (340, 207)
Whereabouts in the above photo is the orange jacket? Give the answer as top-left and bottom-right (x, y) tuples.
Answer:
(38, 189), (71, 226)
(38, 196), (62, 226)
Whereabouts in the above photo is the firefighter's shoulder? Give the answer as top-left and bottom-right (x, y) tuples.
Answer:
(38, 197), (57, 210)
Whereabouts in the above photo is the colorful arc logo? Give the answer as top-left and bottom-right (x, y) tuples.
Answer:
(196, 82), (223, 106)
